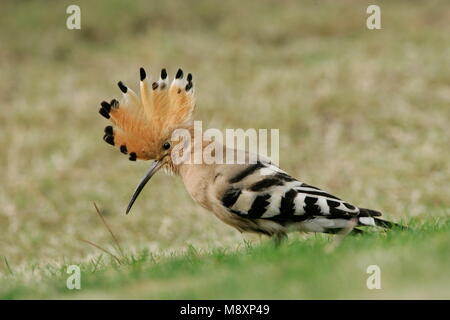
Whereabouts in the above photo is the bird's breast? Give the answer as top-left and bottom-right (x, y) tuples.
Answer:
(179, 164), (215, 210)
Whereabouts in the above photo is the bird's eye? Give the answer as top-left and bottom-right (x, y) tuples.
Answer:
(163, 142), (171, 150)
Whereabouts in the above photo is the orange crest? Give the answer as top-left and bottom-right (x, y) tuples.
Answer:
(99, 68), (195, 160)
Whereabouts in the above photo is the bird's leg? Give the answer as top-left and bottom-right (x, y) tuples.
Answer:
(325, 218), (358, 253)
(272, 232), (288, 247)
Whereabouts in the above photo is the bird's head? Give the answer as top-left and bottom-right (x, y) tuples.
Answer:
(99, 67), (195, 214)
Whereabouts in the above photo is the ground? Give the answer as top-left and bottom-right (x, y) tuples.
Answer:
(0, 0), (449, 299)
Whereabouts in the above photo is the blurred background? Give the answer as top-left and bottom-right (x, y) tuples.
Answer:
(0, 0), (449, 289)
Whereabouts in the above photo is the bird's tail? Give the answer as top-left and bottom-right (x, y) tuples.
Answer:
(373, 217), (407, 230)
(357, 208), (407, 230)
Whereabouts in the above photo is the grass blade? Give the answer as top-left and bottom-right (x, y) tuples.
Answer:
(93, 202), (125, 258)
(78, 238), (122, 265)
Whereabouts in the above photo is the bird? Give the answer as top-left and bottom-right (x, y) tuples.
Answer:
(99, 67), (403, 244)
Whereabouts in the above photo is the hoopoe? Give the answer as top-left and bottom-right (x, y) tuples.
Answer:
(99, 67), (402, 243)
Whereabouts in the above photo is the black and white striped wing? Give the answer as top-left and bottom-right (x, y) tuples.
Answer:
(221, 162), (379, 223)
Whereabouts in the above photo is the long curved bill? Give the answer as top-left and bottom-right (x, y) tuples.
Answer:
(126, 160), (163, 214)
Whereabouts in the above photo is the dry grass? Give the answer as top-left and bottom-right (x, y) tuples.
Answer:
(0, 0), (449, 297)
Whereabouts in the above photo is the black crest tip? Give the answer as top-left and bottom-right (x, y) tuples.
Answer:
(118, 81), (127, 93)
(140, 67), (146, 81)
(161, 68), (167, 79)
(99, 108), (110, 119)
(104, 125), (113, 135)
(100, 101), (111, 111)
(110, 99), (119, 108)
(175, 68), (183, 79)
(103, 134), (115, 146)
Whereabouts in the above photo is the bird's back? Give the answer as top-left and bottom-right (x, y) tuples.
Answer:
(206, 159), (384, 236)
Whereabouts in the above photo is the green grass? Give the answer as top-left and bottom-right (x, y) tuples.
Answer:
(0, 0), (449, 299)
(1, 218), (449, 299)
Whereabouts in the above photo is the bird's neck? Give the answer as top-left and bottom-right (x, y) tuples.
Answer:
(166, 125), (217, 208)
(170, 124), (217, 175)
